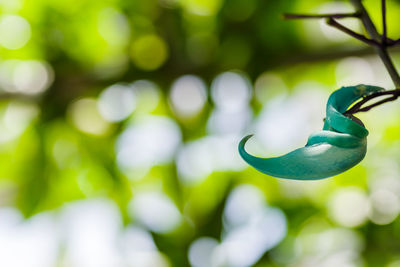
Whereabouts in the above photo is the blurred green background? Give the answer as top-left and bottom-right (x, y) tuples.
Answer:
(2, 0), (400, 266)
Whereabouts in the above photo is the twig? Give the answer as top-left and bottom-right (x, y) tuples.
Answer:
(326, 18), (379, 47)
(283, 0), (400, 115)
(283, 12), (360, 20)
(344, 89), (400, 115)
(387, 38), (400, 46)
(382, 0), (387, 44)
(356, 95), (398, 113)
(0, 92), (38, 101)
(350, 0), (400, 88)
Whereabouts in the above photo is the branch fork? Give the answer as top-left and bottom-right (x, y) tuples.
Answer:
(284, 0), (400, 115)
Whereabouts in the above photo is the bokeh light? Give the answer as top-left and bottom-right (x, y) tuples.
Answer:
(223, 184), (266, 228)
(97, 7), (130, 47)
(369, 189), (400, 225)
(13, 60), (54, 95)
(131, 80), (161, 114)
(318, 2), (358, 42)
(181, 0), (223, 16)
(61, 199), (122, 267)
(336, 57), (375, 86)
(177, 135), (246, 185)
(176, 138), (214, 185)
(214, 185), (287, 267)
(0, 15), (31, 50)
(116, 115), (181, 176)
(207, 107), (252, 135)
(188, 237), (219, 267)
(98, 84), (136, 122)
(122, 226), (170, 267)
(328, 187), (370, 228)
(255, 83), (328, 154)
(68, 98), (111, 136)
(0, 101), (39, 142)
(295, 222), (365, 267)
(129, 191), (182, 233)
(0, 60), (54, 94)
(169, 75), (207, 119)
(211, 71), (252, 112)
(0, 208), (58, 267)
(131, 35), (169, 71)
(254, 72), (288, 104)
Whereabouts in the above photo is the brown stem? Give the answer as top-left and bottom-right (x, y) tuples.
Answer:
(283, 12), (360, 20)
(0, 93), (39, 101)
(344, 89), (400, 115)
(382, 0), (387, 44)
(283, 0), (400, 115)
(350, 0), (400, 88)
(326, 18), (379, 47)
(356, 95), (398, 113)
(284, 2), (400, 88)
(388, 38), (400, 46)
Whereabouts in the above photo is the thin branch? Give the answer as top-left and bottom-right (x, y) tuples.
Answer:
(283, 12), (360, 20)
(387, 38), (400, 46)
(282, 1), (400, 114)
(350, 0), (400, 88)
(0, 92), (38, 101)
(326, 18), (379, 47)
(356, 95), (398, 113)
(382, 0), (387, 44)
(344, 89), (400, 115)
